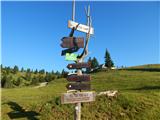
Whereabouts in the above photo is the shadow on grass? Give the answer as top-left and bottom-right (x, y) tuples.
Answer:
(129, 86), (160, 91)
(7, 101), (39, 120)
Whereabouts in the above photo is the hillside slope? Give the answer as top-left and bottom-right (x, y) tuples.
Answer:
(126, 64), (160, 72)
(1, 65), (160, 120)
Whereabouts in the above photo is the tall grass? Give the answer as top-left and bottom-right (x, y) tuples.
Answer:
(2, 68), (160, 120)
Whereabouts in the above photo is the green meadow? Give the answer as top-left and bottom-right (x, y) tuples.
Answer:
(1, 64), (160, 120)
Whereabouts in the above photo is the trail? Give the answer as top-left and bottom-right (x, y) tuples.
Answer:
(34, 82), (48, 88)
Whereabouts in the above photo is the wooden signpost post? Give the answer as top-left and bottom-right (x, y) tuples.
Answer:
(60, 0), (95, 119)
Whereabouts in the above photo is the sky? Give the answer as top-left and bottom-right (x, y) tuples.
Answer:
(1, 1), (160, 72)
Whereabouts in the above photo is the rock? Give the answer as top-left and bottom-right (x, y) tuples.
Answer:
(98, 90), (118, 98)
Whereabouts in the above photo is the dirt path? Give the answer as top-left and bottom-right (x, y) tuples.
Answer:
(34, 82), (48, 88)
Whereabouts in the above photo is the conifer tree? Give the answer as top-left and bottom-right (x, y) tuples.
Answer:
(91, 57), (99, 69)
(104, 49), (114, 69)
(13, 65), (19, 74)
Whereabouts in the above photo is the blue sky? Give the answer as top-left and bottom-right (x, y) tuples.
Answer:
(1, 1), (160, 72)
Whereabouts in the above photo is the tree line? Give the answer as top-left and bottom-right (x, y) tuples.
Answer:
(86, 49), (114, 72)
(1, 49), (114, 88)
(1, 65), (63, 88)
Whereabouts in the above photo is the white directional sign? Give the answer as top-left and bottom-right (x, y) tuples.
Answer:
(61, 91), (96, 104)
(68, 20), (94, 35)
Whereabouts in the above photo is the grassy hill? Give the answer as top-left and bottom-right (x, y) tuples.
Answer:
(1, 64), (160, 120)
(125, 64), (160, 72)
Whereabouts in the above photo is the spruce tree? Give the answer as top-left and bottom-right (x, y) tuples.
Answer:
(91, 57), (99, 69)
(104, 49), (114, 69)
(21, 67), (24, 72)
(86, 57), (92, 73)
(34, 69), (38, 74)
(13, 65), (19, 74)
(39, 69), (45, 74)
(61, 69), (68, 78)
(1, 64), (3, 69)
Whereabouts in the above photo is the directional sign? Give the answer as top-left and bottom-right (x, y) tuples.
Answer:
(61, 47), (79, 56)
(67, 62), (91, 69)
(66, 83), (91, 90)
(67, 74), (90, 82)
(65, 53), (78, 61)
(61, 37), (84, 48)
(61, 91), (96, 104)
(68, 20), (94, 35)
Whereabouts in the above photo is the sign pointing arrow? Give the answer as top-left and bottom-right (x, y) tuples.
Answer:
(67, 62), (91, 69)
(68, 20), (94, 35)
(66, 83), (91, 90)
(67, 74), (91, 82)
(61, 37), (84, 48)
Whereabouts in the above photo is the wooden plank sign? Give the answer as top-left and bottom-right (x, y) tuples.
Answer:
(67, 74), (90, 82)
(61, 91), (96, 104)
(66, 83), (90, 90)
(67, 62), (91, 69)
(61, 37), (84, 48)
(68, 20), (94, 35)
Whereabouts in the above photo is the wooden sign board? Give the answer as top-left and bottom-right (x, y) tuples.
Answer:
(67, 62), (91, 69)
(61, 91), (96, 104)
(67, 74), (90, 82)
(68, 20), (94, 35)
(61, 37), (84, 48)
(66, 83), (90, 90)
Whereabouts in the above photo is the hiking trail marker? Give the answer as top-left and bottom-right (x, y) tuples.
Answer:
(66, 83), (91, 90)
(68, 20), (94, 35)
(67, 62), (91, 69)
(65, 53), (78, 61)
(60, 0), (95, 120)
(61, 91), (96, 104)
(61, 37), (84, 48)
(67, 74), (91, 82)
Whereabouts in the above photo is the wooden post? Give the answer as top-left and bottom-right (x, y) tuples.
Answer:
(74, 5), (92, 120)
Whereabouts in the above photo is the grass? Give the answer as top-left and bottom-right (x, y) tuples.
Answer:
(1, 64), (160, 120)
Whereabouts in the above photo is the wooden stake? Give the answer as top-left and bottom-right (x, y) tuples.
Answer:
(74, 5), (92, 120)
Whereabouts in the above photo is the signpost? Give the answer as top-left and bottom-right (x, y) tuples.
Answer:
(67, 62), (91, 69)
(60, 1), (94, 119)
(61, 92), (96, 104)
